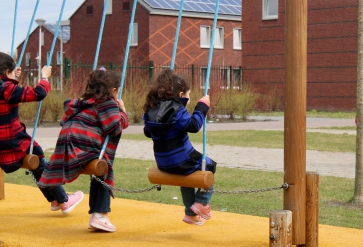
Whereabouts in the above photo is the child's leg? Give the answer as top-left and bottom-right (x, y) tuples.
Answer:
(88, 176), (111, 214)
(190, 185), (214, 220)
(195, 185), (214, 205)
(180, 187), (197, 216)
(30, 157), (67, 203)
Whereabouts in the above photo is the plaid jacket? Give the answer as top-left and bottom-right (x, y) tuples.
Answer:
(0, 75), (51, 173)
(39, 98), (129, 190)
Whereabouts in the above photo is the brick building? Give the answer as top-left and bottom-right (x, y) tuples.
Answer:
(242, 0), (358, 111)
(17, 23), (70, 89)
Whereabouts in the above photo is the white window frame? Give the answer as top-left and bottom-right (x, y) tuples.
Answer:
(214, 27), (224, 49)
(56, 51), (61, 65)
(220, 67), (230, 89)
(233, 28), (242, 50)
(25, 52), (30, 66)
(200, 26), (210, 48)
(130, 23), (138, 46)
(262, 0), (278, 20)
(105, 0), (112, 14)
(232, 68), (242, 89)
(200, 67), (207, 88)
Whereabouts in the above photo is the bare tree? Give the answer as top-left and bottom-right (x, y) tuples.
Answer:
(355, 0), (363, 204)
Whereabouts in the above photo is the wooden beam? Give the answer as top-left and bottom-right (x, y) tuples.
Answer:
(0, 168), (4, 200)
(306, 172), (319, 247)
(269, 210), (292, 247)
(284, 0), (307, 245)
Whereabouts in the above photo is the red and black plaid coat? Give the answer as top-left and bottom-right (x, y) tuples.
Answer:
(0, 75), (51, 173)
(39, 98), (129, 191)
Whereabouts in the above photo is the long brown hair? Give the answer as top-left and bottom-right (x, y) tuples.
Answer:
(81, 70), (120, 102)
(143, 69), (190, 112)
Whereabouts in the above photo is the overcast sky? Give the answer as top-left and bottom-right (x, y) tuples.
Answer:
(0, 0), (85, 55)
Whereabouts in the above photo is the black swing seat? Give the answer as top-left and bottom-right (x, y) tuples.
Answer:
(148, 166), (214, 189)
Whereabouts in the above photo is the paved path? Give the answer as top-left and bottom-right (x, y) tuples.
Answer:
(29, 117), (357, 179)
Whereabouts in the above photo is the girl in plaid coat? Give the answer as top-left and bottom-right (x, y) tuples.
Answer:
(39, 69), (129, 232)
(0, 52), (84, 214)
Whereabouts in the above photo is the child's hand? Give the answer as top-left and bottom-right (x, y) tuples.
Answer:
(14, 67), (21, 77)
(41, 66), (52, 79)
(199, 95), (210, 107)
(116, 99), (126, 113)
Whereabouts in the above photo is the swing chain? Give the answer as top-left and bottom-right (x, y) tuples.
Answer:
(205, 183), (289, 194)
(91, 175), (161, 193)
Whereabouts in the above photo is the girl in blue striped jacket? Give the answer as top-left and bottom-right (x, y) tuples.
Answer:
(143, 69), (217, 226)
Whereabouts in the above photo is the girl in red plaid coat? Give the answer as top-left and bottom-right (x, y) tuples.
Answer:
(39, 68), (129, 232)
(0, 52), (84, 214)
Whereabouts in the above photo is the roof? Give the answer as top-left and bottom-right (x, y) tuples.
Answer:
(44, 23), (70, 43)
(139, 0), (241, 21)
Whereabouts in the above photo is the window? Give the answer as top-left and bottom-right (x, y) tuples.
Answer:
(214, 27), (224, 49)
(26, 53), (30, 66)
(105, 0), (112, 14)
(123, 1), (130, 11)
(87, 5), (93, 15)
(36, 52), (39, 66)
(200, 67), (207, 88)
(263, 0), (278, 20)
(46, 51), (51, 64)
(233, 28), (242, 50)
(201, 26), (224, 49)
(220, 68), (230, 88)
(57, 51), (61, 65)
(130, 23), (138, 46)
(200, 26), (210, 48)
(232, 68), (242, 89)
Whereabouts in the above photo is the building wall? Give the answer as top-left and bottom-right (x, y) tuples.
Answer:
(242, 0), (358, 111)
(17, 26), (68, 85)
(148, 15), (242, 66)
(68, 0), (149, 66)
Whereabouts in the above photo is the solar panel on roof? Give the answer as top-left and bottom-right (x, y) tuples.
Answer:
(45, 24), (70, 41)
(142, 0), (241, 16)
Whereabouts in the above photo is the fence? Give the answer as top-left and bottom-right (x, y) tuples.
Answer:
(65, 59), (242, 89)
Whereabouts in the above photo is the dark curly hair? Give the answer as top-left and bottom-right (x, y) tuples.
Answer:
(81, 70), (120, 102)
(0, 52), (16, 77)
(143, 69), (190, 113)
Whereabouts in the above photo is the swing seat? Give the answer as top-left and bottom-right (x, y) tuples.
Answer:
(81, 159), (108, 176)
(21, 154), (39, 170)
(148, 166), (214, 189)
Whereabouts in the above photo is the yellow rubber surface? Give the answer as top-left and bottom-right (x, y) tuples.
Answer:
(0, 183), (362, 247)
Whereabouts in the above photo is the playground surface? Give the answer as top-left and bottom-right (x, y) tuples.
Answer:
(1, 183), (363, 247)
(1, 117), (362, 247)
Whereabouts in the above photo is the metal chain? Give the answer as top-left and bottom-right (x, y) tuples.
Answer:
(91, 175), (161, 193)
(204, 183), (289, 194)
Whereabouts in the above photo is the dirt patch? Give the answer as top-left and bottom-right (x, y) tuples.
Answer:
(326, 200), (363, 209)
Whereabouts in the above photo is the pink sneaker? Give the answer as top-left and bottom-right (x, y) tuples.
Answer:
(50, 200), (60, 211)
(60, 191), (84, 214)
(89, 213), (116, 232)
(190, 202), (212, 220)
(183, 215), (205, 226)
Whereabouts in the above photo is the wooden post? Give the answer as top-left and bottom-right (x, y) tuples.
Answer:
(269, 210), (292, 247)
(306, 172), (319, 247)
(0, 168), (4, 200)
(284, 0), (307, 245)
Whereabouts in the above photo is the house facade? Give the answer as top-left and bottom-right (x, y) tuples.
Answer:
(242, 0), (358, 111)
(16, 23), (70, 90)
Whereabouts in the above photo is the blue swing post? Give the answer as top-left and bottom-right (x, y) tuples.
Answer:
(17, 0), (42, 170)
(92, 0), (138, 173)
(25, 0), (66, 170)
(147, 0), (219, 189)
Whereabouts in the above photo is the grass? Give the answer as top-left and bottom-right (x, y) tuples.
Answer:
(122, 130), (356, 153)
(5, 157), (362, 229)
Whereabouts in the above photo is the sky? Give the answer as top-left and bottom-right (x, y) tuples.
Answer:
(0, 0), (85, 55)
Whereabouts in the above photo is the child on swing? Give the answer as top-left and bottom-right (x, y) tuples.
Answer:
(143, 69), (217, 226)
(39, 67), (129, 232)
(0, 51), (84, 214)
